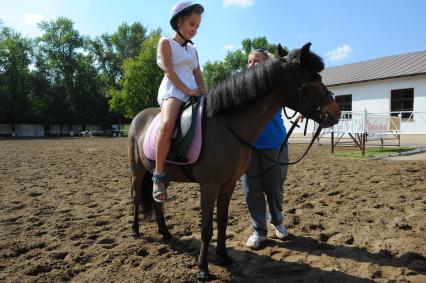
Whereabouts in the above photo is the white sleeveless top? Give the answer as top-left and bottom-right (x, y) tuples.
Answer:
(157, 36), (199, 105)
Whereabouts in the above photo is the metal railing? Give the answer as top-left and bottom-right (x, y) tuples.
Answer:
(318, 111), (426, 135)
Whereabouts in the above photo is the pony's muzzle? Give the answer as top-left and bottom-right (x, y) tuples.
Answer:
(320, 112), (340, 128)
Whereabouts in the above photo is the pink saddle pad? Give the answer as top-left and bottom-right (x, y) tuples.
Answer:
(143, 97), (204, 165)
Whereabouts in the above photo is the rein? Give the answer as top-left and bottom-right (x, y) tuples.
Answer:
(218, 55), (336, 177)
(283, 107), (298, 119)
(220, 114), (323, 177)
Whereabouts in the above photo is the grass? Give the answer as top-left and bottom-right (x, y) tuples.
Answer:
(121, 124), (130, 137)
(331, 147), (416, 159)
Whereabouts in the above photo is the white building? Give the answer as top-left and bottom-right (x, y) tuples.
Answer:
(285, 50), (426, 135)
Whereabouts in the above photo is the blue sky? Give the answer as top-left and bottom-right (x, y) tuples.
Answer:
(1, 0), (425, 67)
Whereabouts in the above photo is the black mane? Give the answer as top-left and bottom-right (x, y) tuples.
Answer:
(205, 58), (288, 117)
(205, 46), (325, 118)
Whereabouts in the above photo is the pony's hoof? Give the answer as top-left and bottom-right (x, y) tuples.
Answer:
(131, 230), (140, 239)
(196, 270), (211, 282)
(161, 231), (173, 241)
(216, 252), (233, 266)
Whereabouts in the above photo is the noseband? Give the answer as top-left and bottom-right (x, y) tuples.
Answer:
(298, 83), (339, 126)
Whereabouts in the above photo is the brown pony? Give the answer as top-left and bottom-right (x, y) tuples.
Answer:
(128, 43), (341, 281)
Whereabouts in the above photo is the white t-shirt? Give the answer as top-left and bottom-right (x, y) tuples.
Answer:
(156, 36), (199, 105)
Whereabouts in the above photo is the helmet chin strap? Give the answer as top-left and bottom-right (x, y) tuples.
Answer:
(176, 29), (193, 47)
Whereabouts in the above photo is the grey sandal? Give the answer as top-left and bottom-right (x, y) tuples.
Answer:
(152, 172), (167, 202)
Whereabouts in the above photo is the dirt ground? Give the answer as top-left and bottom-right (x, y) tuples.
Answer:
(0, 138), (425, 282)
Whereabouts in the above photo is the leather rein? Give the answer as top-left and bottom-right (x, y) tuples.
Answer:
(221, 115), (322, 177)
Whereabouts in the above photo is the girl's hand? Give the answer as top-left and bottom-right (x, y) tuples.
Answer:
(198, 86), (206, 94)
(187, 88), (201, 97)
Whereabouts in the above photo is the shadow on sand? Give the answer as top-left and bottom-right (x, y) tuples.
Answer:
(139, 232), (422, 282)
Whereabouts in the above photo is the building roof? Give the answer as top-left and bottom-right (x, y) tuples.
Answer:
(321, 50), (426, 87)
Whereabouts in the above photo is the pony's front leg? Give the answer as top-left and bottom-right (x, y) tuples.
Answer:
(215, 188), (234, 266)
(197, 186), (217, 282)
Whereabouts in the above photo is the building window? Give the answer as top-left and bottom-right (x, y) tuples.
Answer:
(391, 88), (414, 119)
(335, 94), (352, 119)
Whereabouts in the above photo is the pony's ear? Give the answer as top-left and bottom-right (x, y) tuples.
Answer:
(300, 42), (312, 66)
(277, 44), (286, 57)
(302, 42), (312, 52)
(299, 42), (325, 72)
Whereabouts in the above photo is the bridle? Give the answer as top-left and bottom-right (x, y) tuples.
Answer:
(285, 52), (338, 127)
(295, 82), (339, 127)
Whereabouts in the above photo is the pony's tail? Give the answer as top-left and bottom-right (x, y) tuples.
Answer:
(128, 121), (154, 217)
(128, 125), (137, 201)
(141, 172), (154, 217)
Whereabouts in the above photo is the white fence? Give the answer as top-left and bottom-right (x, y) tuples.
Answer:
(314, 110), (424, 154)
(0, 124), (45, 137)
(321, 111), (401, 135)
(283, 110), (426, 135)
(395, 111), (426, 133)
(0, 124), (129, 137)
(319, 111), (426, 135)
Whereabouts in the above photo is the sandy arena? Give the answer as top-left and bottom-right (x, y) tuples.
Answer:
(0, 138), (425, 282)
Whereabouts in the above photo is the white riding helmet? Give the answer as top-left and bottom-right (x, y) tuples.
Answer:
(170, 1), (204, 30)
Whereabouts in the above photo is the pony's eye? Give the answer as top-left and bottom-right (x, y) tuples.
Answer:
(309, 72), (321, 81)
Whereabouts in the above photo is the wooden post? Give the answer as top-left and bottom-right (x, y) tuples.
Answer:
(362, 109), (367, 155)
(362, 133), (366, 155)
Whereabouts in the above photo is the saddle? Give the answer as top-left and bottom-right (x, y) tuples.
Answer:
(143, 95), (204, 165)
(169, 96), (202, 162)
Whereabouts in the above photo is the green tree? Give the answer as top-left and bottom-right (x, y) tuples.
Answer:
(109, 30), (162, 118)
(0, 23), (33, 123)
(36, 17), (85, 124)
(111, 22), (147, 59)
(89, 22), (148, 88)
(90, 34), (121, 88)
(203, 36), (289, 88)
(89, 22), (149, 124)
(30, 52), (54, 124)
(202, 61), (230, 90)
(73, 53), (110, 125)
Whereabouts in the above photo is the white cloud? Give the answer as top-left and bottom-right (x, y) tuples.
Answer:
(23, 12), (44, 25)
(222, 44), (236, 51)
(325, 44), (353, 61)
(223, 0), (255, 8)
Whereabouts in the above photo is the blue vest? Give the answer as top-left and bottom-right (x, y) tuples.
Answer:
(254, 110), (287, 149)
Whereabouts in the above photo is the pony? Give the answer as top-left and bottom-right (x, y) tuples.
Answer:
(128, 43), (341, 281)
